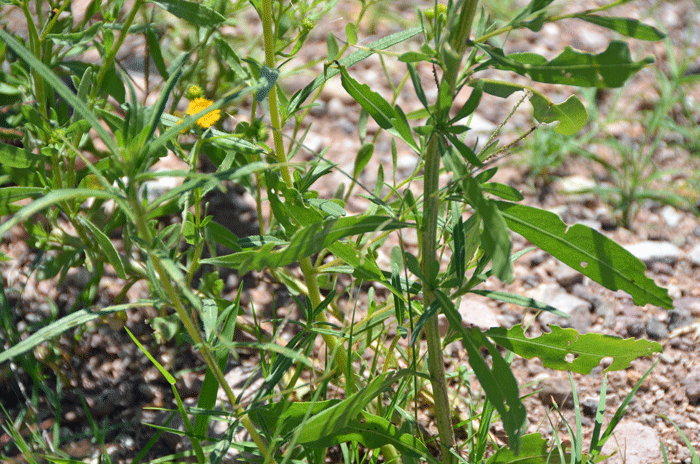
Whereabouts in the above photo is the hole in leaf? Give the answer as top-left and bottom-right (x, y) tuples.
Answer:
(565, 352), (577, 363)
(580, 261), (588, 268)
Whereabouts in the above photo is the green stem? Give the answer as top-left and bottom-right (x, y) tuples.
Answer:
(421, 135), (455, 463)
(92, 0), (143, 99)
(128, 189), (268, 457)
(259, 0), (355, 393)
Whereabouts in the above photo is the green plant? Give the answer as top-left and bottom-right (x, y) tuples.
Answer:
(0, 0), (674, 463)
(573, 33), (700, 228)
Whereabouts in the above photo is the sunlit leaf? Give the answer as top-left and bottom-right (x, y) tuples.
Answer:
(496, 201), (672, 308)
(486, 324), (662, 373)
(150, 0), (225, 27)
(579, 15), (666, 41)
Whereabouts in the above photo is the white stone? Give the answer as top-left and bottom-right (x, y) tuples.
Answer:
(660, 205), (683, 228)
(689, 244), (700, 266)
(601, 420), (661, 464)
(458, 299), (500, 330)
(623, 241), (681, 265)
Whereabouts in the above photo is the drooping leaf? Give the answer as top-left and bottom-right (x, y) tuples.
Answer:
(578, 14), (666, 41)
(150, 0), (225, 27)
(287, 27), (421, 115)
(478, 79), (587, 135)
(303, 411), (437, 463)
(496, 201), (672, 308)
(295, 370), (411, 444)
(201, 216), (412, 272)
(76, 216), (126, 279)
(339, 66), (395, 130)
(0, 302), (153, 364)
(485, 324), (662, 374)
(0, 143), (43, 168)
(471, 290), (568, 317)
(436, 290), (525, 453)
(486, 433), (566, 464)
(477, 41), (654, 88)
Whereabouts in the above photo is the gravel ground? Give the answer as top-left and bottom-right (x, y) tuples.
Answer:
(1, 0), (700, 462)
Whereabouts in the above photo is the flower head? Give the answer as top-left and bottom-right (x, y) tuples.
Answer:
(186, 85), (203, 99)
(186, 98), (221, 129)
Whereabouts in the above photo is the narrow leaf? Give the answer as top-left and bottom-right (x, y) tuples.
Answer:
(0, 143), (43, 168)
(287, 27), (421, 115)
(485, 324), (662, 374)
(150, 0), (225, 27)
(202, 216), (412, 272)
(0, 29), (120, 156)
(496, 201), (672, 308)
(437, 290), (525, 452)
(471, 290), (568, 317)
(0, 302), (153, 364)
(339, 66), (395, 130)
(579, 15), (666, 41)
(77, 216), (127, 279)
(477, 41), (654, 88)
(304, 411), (437, 463)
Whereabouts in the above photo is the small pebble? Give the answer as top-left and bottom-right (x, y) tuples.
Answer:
(646, 317), (669, 340)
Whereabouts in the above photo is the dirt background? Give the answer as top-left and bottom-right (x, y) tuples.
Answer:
(1, 0), (700, 462)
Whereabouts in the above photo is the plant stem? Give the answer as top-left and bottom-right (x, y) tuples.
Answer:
(259, 0), (355, 392)
(421, 135), (456, 463)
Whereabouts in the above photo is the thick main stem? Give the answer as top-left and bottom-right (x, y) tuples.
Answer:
(421, 135), (456, 463)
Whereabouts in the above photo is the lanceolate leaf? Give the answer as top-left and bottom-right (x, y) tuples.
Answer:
(287, 27), (421, 115)
(150, 0), (225, 27)
(486, 324), (662, 373)
(578, 14), (666, 41)
(0, 302), (154, 364)
(486, 433), (566, 464)
(202, 216), (412, 272)
(340, 66), (395, 130)
(478, 79), (587, 135)
(477, 41), (654, 88)
(303, 411), (437, 463)
(437, 290), (525, 453)
(496, 201), (672, 308)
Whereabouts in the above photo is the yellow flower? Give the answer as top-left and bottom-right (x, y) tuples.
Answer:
(186, 98), (221, 129)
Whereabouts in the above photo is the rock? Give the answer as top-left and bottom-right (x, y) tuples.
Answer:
(625, 318), (646, 338)
(660, 205), (683, 227)
(674, 297), (700, 317)
(555, 175), (597, 202)
(531, 284), (592, 316)
(623, 241), (681, 266)
(581, 396), (599, 417)
(668, 308), (694, 331)
(646, 317), (669, 340)
(538, 376), (573, 408)
(684, 373), (700, 404)
(690, 244), (700, 266)
(458, 299), (500, 330)
(553, 262), (583, 288)
(601, 420), (661, 464)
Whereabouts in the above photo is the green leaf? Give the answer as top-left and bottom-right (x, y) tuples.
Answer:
(150, 0), (225, 27)
(0, 143), (43, 168)
(0, 189), (123, 239)
(345, 23), (358, 45)
(0, 187), (44, 216)
(255, 65), (279, 102)
(486, 324), (662, 373)
(76, 216), (127, 279)
(201, 216), (412, 273)
(353, 143), (374, 179)
(0, 302), (152, 364)
(45, 22), (102, 46)
(486, 433), (565, 464)
(496, 201), (672, 308)
(296, 371), (410, 443)
(251, 399), (341, 440)
(399, 51), (433, 63)
(479, 79), (587, 135)
(471, 290), (568, 317)
(437, 289), (525, 453)
(0, 29), (121, 157)
(287, 27), (421, 115)
(145, 27), (169, 79)
(477, 41), (654, 88)
(339, 66), (395, 130)
(304, 411), (437, 463)
(579, 15), (666, 41)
